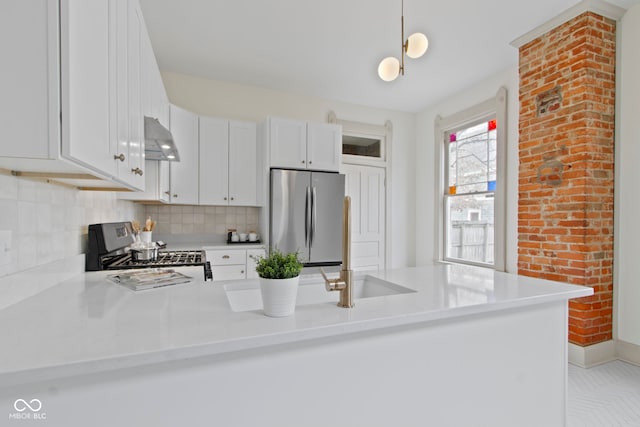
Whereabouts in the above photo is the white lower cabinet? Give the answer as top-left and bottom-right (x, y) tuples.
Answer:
(205, 247), (266, 281)
(246, 249), (265, 279)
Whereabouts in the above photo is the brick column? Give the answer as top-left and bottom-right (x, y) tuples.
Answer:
(517, 12), (615, 346)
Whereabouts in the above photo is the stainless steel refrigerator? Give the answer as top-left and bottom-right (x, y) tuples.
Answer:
(270, 169), (345, 266)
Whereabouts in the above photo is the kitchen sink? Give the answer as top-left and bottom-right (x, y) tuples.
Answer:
(224, 275), (416, 312)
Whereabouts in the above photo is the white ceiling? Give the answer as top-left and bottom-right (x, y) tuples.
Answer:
(139, 0), (639, 113)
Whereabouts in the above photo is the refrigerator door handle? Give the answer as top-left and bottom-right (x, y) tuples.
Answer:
(305, 186), (311, 248)
(310, 186), (317, 247)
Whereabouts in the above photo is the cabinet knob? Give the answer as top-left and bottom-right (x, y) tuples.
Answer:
(230, 197), (234, 201)
(131, 168), (143, 176)
(309, 161), (312, 164)
(114, 153), (126, 162)
(164, 191), (171, 195)
(301, 160), (305, 164)
(241, 270), (245, 274)
(224, 197), (227, 201)
(173, 194), (178, 198)
(222, 255), (230, 259)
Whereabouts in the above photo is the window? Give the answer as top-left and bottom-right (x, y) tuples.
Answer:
(342, 135), (382, 159)
(445, 119), (496, 266)
(435, 88), (506, 270)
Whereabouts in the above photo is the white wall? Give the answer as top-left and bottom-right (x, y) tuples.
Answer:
(414, 65), (520, 272)
(161, 72), (417, 268)
(616, 4), (640, 347)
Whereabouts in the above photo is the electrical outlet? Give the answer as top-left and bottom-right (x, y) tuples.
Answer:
(0, 230), (12, 266)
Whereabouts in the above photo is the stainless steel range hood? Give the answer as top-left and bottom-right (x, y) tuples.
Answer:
(144, 116), (180, 161)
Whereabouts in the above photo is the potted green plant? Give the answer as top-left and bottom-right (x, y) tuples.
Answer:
(253, 249), (304, 317)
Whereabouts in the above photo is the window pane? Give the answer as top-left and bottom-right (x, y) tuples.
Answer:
(447, 120), (497, 196)
(342, 135), (381, 158)
(446, 193), (494, 265)
(448, 141), (457, 188)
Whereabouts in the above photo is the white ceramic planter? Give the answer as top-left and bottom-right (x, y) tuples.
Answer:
(259, 276), (299, 317)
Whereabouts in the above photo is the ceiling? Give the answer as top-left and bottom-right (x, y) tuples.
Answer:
(139, 0), (639, 113)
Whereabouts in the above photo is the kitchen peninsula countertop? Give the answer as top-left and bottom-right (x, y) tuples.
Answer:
(0, 263), (592, 387)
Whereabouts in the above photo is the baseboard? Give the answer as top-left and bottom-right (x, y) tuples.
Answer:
(568, 339), (640, 367)
(568, 340), (617, 367)
(617, 340), (640, 366)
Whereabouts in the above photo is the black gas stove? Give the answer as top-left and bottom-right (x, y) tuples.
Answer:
(86, 222), (213, 281)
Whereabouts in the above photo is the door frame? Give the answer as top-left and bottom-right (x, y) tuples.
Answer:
(329, 111), (392, 270)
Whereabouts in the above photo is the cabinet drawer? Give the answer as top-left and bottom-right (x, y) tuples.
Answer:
(206, 249), (246, 265)
(212, 265), (246, 281)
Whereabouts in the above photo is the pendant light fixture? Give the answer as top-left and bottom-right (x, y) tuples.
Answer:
(377, 0), (429, 82)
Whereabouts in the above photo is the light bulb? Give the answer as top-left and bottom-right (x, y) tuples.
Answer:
(406, 33), (428, 59)
(378, 57), (400, 82)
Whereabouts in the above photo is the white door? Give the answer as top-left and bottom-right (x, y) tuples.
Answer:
(341, 164), (386, 271)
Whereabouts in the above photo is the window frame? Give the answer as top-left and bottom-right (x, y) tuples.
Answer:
(434, 87), (507, 271)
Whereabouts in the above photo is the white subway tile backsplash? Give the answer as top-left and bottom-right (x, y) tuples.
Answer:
(143, 204), (261, 240)
(0, 173), (144, 278)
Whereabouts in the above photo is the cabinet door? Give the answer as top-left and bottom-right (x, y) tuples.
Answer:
(269, 117), (307, 169)
(229, 121), (257, 206)
(169, 105), (199, 204)
(199, 117), (229, 205)
(211, 265), (246, 281)
(246, 249), (266, 279)
(158, 160), (171, 203)
(307, 122), (342, 172)
(125, 0), (144, 189)
(60, 0), (115, 176)
(1, 0), (58, 159)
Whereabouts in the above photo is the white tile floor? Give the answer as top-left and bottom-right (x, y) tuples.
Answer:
(568, 360), (640, 427)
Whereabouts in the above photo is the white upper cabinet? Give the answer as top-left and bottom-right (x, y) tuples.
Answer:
(268, 117), (341, 172)
(268, 117), (307, 169)
(0, 0), (58, 160)
(200, 117), (229, 205)
(60, 0), (114, 177)
(169, 104), (199, 204)
(1, 0), (148, 191)
(200, 118), (258, 206)
(110, 0), (144, 189)
(307, 122), (342, 172)
(228, 121), (258, 206)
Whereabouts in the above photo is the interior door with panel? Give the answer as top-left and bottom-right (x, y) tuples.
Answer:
(342, 164), (386, 271)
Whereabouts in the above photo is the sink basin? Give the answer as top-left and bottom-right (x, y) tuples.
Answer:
(224, 275), (416, 312)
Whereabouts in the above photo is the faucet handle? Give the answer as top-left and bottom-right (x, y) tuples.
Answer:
(320, 267), (346, 292)
(319, 267), (330, 282)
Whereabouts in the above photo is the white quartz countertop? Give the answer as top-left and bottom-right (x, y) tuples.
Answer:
(0, 263), (592, 387)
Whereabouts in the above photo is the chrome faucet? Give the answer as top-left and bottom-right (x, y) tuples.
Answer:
(320, 195), (354, 308)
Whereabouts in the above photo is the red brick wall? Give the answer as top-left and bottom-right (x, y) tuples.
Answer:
(517, 12), (615, 346)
